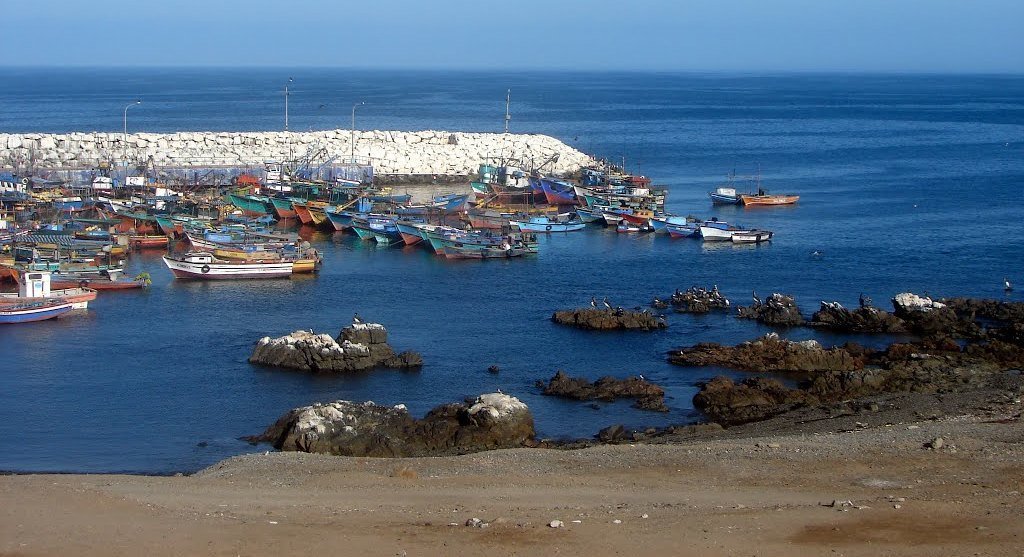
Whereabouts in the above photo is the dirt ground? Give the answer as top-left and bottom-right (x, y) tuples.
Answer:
(3, 392), (1022, 557)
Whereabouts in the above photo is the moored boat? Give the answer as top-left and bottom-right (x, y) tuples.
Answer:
(740, 192), (800, 206)
(731, 229), (774, 243)
(709, 187), (740, 205)
(0, 271), (97, 309)
(510, 216), (585, 233)
(162, 252), (294, 280)
(0, 300), (75, 324)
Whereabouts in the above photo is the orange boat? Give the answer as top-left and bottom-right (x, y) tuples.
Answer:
(129, 235), (170, 249)
(740, 191), (799, 206)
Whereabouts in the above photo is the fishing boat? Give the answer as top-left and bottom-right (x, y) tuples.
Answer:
(699, 225), (748, 242)
(0, 300), (75, 324)
(539, 178), (578, 205)
(616, 221), (642, 233)
(0, 271), (97, 309)
(731, 229), (774, 243)
(740, 191), (800, 206)
(665, 222), (699, 238)
(162, 252), (294, 280)
(227, 193), (273, 217)
(270, 197), (297, 219)
(510, 216), (585, 233)
(709, 187), (740, 205)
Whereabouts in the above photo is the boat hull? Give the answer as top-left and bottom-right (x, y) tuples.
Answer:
(162, 256), (293, 279)
(0, 301), (74, 323)
(740, 195), (799, 206)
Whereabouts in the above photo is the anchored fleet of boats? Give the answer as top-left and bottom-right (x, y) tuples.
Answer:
(1, 159), (797, 324)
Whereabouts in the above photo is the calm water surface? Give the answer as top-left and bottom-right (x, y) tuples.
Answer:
(1, 70), (1022, 473)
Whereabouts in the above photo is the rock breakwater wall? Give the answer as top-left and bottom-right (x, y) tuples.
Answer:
(0, 129), (594, 176)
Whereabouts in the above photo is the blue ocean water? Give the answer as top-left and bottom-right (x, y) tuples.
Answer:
(1, 69), (1023, 474)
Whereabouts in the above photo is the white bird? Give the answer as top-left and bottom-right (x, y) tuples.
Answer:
(602, 297), (612, 309)
(1005, 278), (1013, 292)
(590, 296), (597, 308)
(638, 374), (645, 380)
(353, 313), (362, 324)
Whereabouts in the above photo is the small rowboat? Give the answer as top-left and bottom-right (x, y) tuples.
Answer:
(0, 300), (74, 324)
(510, 216), (585, 233)
(731, 230), (774, 243)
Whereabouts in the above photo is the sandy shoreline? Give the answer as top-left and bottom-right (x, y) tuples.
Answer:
(3, 388), (1021, 556)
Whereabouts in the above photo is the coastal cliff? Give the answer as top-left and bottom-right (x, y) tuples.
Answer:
(0, 130), (594, 176)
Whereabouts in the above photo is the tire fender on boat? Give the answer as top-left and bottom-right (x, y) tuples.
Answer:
(79, 280), (88, 288)
(200, 265), (211, 274)
(545, 225), (552, 231)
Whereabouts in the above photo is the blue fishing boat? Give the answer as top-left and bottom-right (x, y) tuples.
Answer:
(511, 216), (585, 233)
(0, 300), (75, 324)
(539, 178), (577, 205)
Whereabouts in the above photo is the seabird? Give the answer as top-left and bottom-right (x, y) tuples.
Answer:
(591, 296), (597, 308)
(811, 250), (822, 257)
(602, 297), (612, 309)
(1005, 278), (1013, 292)
(752, 290), (761, 306)
(353, 313), (362, 324)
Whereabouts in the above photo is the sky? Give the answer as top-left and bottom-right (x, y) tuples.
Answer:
(2, 0), (1022, 72)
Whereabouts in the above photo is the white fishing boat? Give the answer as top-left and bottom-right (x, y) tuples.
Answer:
(162, 252), (293, 279)
(0, 271), (97, 309)
(699, 225), (741, 241)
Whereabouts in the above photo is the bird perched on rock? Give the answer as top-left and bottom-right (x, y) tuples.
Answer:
(752, 290), (762, 307)
(353, 313), (363, 324)
(590, 296), (597, 308)
(602, 297), (612, 309)
(1005, 278), (1014, 292)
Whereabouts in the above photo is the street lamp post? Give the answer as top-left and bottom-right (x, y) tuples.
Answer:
(351, 101), (364, 163)
(284, 77), (293, 131)
(123, 100), (141, 181)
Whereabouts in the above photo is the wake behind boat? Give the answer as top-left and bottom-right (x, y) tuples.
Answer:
(162, 252), (294, 280)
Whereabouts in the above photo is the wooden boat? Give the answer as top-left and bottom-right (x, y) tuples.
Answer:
(665, 222), (699, 238)
(616, 221), (642, 233)
(740, 192), (799, 206)
(128, 235), (170, 249)
(511, 216), (585, 233)
(731, 230), (774, 243)
(291, 200), (314, 225)
(699, 225), (747, 242)
(270, 197), (297, 219)
(0, 300), (75, 324)
(227, 193), (273, 217)
(306, 201), (330, 227)
(162, 252), (294, 280)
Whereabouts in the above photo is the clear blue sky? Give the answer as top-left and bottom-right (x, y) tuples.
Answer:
(4, 0), (1022, 72)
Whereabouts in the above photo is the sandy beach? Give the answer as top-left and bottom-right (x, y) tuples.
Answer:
(3, 388), (1021, 557)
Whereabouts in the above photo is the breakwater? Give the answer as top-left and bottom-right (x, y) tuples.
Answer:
(0, 130), (593, 176)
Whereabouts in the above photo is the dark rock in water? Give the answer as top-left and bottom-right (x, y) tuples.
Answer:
(487, 365), (501, 374)
(250, 392), (535, 457)
(249, 321), (423, 373)
(693, 376), (820, 426)
(736, 293), (804, 326)
(537, 370), (669, 412)
(809, 301), (907, 333)
(551, 308), (667, 331)
(668, 333), (863, 373)
(664, 285), (730, 313)
(942, 298), (1024, 327)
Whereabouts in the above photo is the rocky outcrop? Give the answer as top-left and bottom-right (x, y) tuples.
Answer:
(249, 322), (422, 373)
(249, 393), (535, 457)
(536, 370), (669, 412)
(736, 293), (804, 326)
(693, 376), (820, 426)
(655, 285), (730, 313)
(892, 292), (983, 337)
(0, 130), (593, 177)
(551, 308), (667, 331)
(809, 301), (907, 333)
(668, 333), (863, 373)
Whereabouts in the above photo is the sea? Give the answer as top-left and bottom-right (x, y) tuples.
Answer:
(1, 69), (1022, 474)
